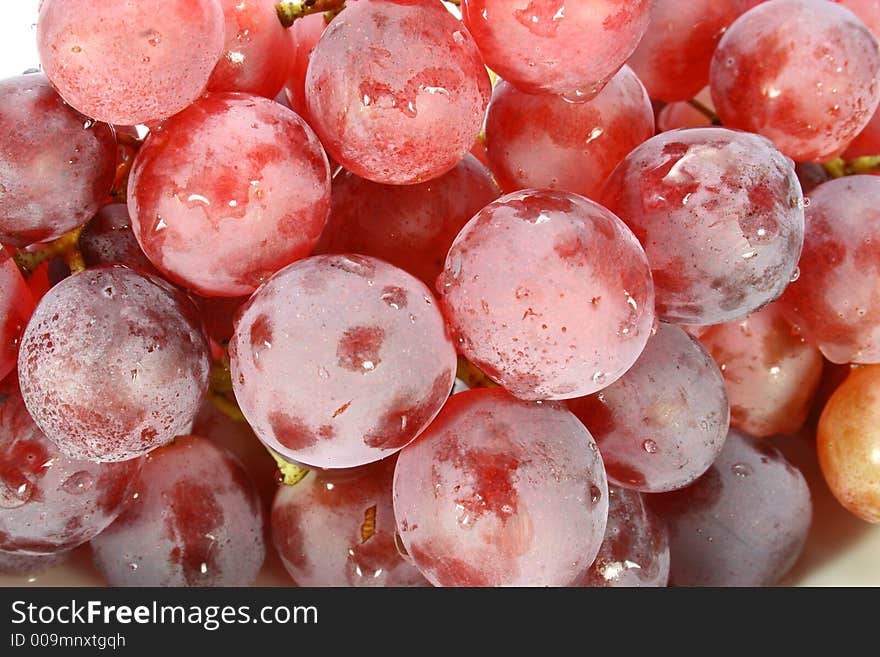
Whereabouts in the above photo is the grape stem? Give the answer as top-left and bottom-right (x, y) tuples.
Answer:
(13, 227), (86, 277)
(276, 0), (346, 27)
(270, 450), (310, 486)
(822, 155), (880, 178)
(208, 355), (247, 422)
(686, 98), (722, 126)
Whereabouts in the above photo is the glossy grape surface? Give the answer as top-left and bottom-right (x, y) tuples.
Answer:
(18, 267), (210, 462)
(0, 74), (116, 247)
(128, 93), (331, 297)
(230, 255), (457, 469)
(601, 127), (804, 325)
(393, 388), (608, 587)
(37, 0), (226, 125)
(91, 435), (265, 586)
(0, 251), (34, 383)
(79, 204), (157, 274)
(439, 189), (655, 400)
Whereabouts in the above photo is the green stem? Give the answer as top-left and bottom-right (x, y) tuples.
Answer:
(276, 0), (346, 27)
(14, 227), (85, 277)
(686, 98), (722, 126)
(822, 155), (880, 179)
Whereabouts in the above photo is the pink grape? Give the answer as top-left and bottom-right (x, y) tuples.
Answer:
(393, 388), (608, 587)
(230, 255), (457, 469)
(700, 303), (824, 437)
(844, 107), (880, 159)
(601, 127), (804, 325)
(709, 0), (880, 162)
(0, 74), (116, 247)
(37, 0), (225, 125)
(778, 176), (880, 364)
(79, 204), (158, 275)
(18, 267), (210, 462)
(461, 0), (653, 99)
(90, 435), (265, 587)
(128, 93), (331, 297)
(648, 429), (811, 586)
(305, 0), (490, 185)
(656, 88), (715, 131)
(832, 0), (880, 40)
(0, 251), (34, 383)
(627, 0), (761, 102)
(579, 487), (670, 588)
(567, 324), (729, 493)
(284, 13), (325, 118)
(207, 0), (295, 98)
(0, 377), (143, 555)
(272, 457), (427, 587)
(438, 189), (655, 401)
(795, 162), (830, 194)
(484, 66), (654, 200)
(314, 154), (500, 288)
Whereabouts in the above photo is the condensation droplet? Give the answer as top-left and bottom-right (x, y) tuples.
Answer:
(642, 439), (658, 454)
(732, 462), (753, 478)
(62, 471), (95, 495)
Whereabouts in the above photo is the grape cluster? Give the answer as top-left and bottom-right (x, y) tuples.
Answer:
(2, 0), (880, 588)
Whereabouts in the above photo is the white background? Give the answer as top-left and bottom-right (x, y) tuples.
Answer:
(0, 0), (42, 79)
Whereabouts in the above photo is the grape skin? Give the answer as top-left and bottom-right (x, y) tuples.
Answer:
(37, 0), (226, 125)
(0, 377), (143, 555)
(283, 13), (325, 118)
(272, 458), (427, 587)
(627, 0), (761, 102)
(18, 267), (210, 462)
(91, 435), (265, 587)
(305, 0), (491, 185)
(0, 252), (34, 383)
(393, 388), (608, 587)
(462, 0), (653, 99)
(314, 155), (500, 288)
(438, 189), (655, 401)
(601, 127), (805, 325)
(579, 487), (670, 588)
(207, 0), (295, 99)
(230, 255), (457, 469)
(79, 204), (158, 275)
(700, 303), (824, 438)
(484, 66), (654, 200)
(0, 74), (116, 247)
(778, 176), (880, 364)
(818, 365), (880, 523)
(709, 0), (880, 162)
(0, 549), (70, 576)
(568, 324), (729, 493)
(128, 93), (331, 297)
(648, 429), (812, 586)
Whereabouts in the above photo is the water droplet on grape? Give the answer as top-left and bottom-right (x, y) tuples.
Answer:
(147, 31), (162, 47)
(590, 484), (602, 505)
(62, 471), (95, 495)
(591, 371), (606, 385)
(732, 462), (753, 477)
(0, 476), (33, 509)
(789, 267), (801, 283)
(642, 439), (658, 454)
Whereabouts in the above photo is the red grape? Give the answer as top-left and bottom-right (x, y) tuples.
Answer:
(272, 457), (427, 587)
(128, 93), (331, 297)
(700, 303), (823, 437)
(79, 203), (158, 274)
(832, 0), (880, 38)
(579, 487), (669, 587)
(18, 267), (210, 462)
(648, 429), (812, 586)
(314, 154), (500, 288)
(393, 388), (608, 587)
(230, 255), (457, 469)
(778, 176), (880, 363)
(90, 435), (265, 586)
(0, 74), (116, 247)
(818, 365), (880, 523)
(461, 0), (653, 100)
(439, 190), (655, 400)
(37, 0), (225, 125)
(844, 107), (880, 160)
(601, 127), (804, 325)
(284, 13), (325, 118)
(0, 251), (34, 383)
(627, 0), (760, 102)
(0, 377), (143, 555)
(305, 0), (490, 184)
(709, 0), (880, 162)
(568, 324), (729, 493)
(484, 66), (654, 200)
(207, 0), (295, 98)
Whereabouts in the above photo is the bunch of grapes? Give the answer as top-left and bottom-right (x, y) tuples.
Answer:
(1, 0), (879, 587)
